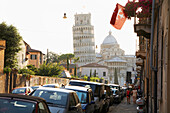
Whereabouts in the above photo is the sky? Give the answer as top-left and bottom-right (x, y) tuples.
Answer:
(0, 0), (138, 55)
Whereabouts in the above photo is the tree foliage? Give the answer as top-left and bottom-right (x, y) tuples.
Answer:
(27, 64), (38, 74)
(0, 22), (22, 68)
(114, 68), (119, 84)
(58, 53), (75, 63)
(44, 51), (59, 63)
(37, 63), (64, 77)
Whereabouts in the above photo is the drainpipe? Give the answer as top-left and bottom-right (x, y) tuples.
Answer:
(150, 0), (159, 112)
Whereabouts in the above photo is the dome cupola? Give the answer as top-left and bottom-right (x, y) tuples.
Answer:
(102, 31), (118, 45)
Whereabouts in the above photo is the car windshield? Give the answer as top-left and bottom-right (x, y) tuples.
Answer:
(75, 91), (87, 104)
(31, 86), (39, 90)
(112, 90), (118, 95)
(32, 90), (68, 107)
(12, 88), (26, 94)
(0, 98), (36, 113)
(43, 85), (55, 88)
(69, 81), (103, 97)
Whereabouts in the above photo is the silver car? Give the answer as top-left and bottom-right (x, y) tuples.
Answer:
(30, 87), (83, 113)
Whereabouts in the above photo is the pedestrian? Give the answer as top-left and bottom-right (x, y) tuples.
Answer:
(126, 88), (131, 104)
(132, 87), (137, 104)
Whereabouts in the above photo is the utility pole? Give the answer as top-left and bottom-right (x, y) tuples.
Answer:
(46, 49), (49, 65)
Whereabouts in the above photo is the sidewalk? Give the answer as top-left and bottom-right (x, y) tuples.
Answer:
(108, 96), (137, 113)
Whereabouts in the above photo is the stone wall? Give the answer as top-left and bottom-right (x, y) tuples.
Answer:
(0, 74), (6, 93)
(0, 73), (70, 93)
(0, 40), (6, 74)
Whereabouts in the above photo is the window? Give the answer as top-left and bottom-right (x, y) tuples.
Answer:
(31, 55), (37, 60)
(38, 102), (46, 113)
(69, 93), (76, 106)
(103, 72), (106, 76)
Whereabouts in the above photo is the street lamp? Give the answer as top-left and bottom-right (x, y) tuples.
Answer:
(63, 13), (67, 19)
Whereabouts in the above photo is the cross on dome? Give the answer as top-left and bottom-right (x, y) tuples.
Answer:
(109, 30), (112, 35)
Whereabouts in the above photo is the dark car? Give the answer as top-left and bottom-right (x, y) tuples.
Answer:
(30, 87), (83, 113)
(42, 84), (59, 88)
(69, 80), (105, 113)
(0, 93), (50, 113)
(108, 83), (120, 91)
(112, 88), (121, 103)
(31, 85), (42, 90)
(11, 87), (33, 95)
(64, 85), (95, 113)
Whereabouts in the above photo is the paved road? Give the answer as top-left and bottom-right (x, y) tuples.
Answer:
(108, 97), (137, 113)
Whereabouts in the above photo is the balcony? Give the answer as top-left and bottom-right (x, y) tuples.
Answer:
(134, 17), (151, 39)
(136, 50), (146, 59)
(136, 66), (141, 71)
(124, 0), (152, 39)
(136, 58), (143, 66)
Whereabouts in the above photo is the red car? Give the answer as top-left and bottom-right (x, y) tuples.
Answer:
(11, 87), (33, 95)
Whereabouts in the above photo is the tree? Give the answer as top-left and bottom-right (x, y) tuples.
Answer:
(66, 56), (69, 71)
(37, 63), (64, 77)
(114, 68), (119, 84)
(44, 51), (59, 63)
(74, 65), (77, 77)
(27, 64), (38, 74)
(58, 53), (75, 63)
(73, 57), (79, 77)
(90, 69), (92, 77)
(93, 70), (97, 77)
(0, 22), (22, 68)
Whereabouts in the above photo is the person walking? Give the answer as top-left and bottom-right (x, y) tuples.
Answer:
(126, 88), (131, 104)
(132, 88), (137, 104)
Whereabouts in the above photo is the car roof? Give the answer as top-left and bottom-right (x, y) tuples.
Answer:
(43, 84), (59, 86)
(64, 86), (91, 92)
(37, 87), (75, 93)
(70, 80), (104, 85)
(108, 83), (120, 87)
(0, 93), (46, 103)
(111, 88), (119, 91)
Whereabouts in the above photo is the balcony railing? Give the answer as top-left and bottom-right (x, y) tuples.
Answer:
(134, 16), (151, 39)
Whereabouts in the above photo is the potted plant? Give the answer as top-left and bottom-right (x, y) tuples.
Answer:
(124, 1), (139, 19)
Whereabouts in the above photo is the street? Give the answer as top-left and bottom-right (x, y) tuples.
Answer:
(108, 97), (137, 113)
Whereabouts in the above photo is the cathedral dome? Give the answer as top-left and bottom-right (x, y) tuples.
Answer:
(102, 31), (117, 45)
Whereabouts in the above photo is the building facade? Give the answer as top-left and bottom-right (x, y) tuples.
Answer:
(72, 13), (96, 67)
(131, 0), (170, 112)
(16, 39), (28, 69)
(80, 63), (109, 80)
(96, 31), (136, 86)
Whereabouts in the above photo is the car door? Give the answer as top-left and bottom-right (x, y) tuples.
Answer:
(68, 93), (78, 113)
(86, 91), (95, 113)
(73, 92), (83, 113)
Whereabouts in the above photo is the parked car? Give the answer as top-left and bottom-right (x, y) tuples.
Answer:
(64, 85), (95, 113)
(0, 93), (50, 113)
(69, 80), (106, 113)
(42, 84), (59, 88)
(108, 83), (120, 91)
(11, 87), (33, 95)
(112, 88), (121, 103)
(31, 85), (42, 90)
(30, 87), (83, 113)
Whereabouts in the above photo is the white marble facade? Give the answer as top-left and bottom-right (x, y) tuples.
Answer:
(96, 31), (136, 86)
(72, 13), (96, 67)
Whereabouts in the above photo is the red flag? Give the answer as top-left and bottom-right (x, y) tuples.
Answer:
(110, 3), (126, 30)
